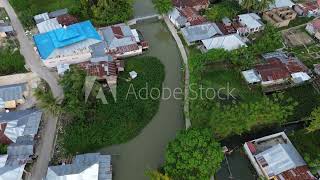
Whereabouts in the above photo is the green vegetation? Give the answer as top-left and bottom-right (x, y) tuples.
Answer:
(290, 130), (320, 174)
(287, 44), (320, 68)
(205, 0), (241, 21)
(0, 144), (7, 154)
(240, 0), (274, 11)
(80, 0), (133, 26)
(281, 84), (320, 122)
(34, 82), (62, 116)
(187, 24), (295, 139)
(308, 107), (320, 132)
(9, 0), (78, 28)
(9, 0), (133, 28)
(145, 170), (171, 180)
(164, 128), (224, 180)
(153, 0), (173, 14)
(0, 49), (27, 76)
(56, 56), (165, 154)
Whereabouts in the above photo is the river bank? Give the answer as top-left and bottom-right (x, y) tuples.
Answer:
(99, 20), (185, 180)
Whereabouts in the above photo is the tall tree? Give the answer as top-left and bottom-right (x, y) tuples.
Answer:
(307, 107), (320, 132)
(153, 0), (173, 14)
(164, 128), (224, 180)
(205, 0), (240, 21)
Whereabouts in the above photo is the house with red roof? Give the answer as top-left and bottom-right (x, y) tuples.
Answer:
(99, 23), (148, 59)
(78, 60), (124, 87)
(172, 0), (210, 11)
(242, 52), (311, 88)
(168, 7), (206, 28)
(306, 19), (320, 40)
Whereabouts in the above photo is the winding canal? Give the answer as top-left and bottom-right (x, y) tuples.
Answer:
(99, 1), (185, 180)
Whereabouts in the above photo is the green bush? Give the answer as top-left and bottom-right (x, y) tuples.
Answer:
(60, 56), (165, 153)
(0, 50), (26, 75)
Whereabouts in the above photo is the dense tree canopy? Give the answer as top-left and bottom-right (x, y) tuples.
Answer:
(205, 0), (240, 21)
(208, 95), (296, 138)
(80, 0), (133, 26)
(164, 128), (224, 180)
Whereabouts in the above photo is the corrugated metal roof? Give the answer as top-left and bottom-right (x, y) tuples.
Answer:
(0, 109), (42, 143)
(238, 13), (264, 30)
(255, 143), (306, 177)
(100, 23), (137, 49)
(0, 83), (26, 102)
(202, 33), (247, 51)
(0, 25), (13, 33)
(36, 18), (62, 34)
(181, 23), (223, 43)
(46, 153), (112, 180)
(48, 8), (68, 18)
(34, 13), (50, 24)
(33, 20), (101, 60)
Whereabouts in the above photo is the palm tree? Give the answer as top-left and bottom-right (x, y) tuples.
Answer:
(241, 0), (256, 12)
(34, 86), (63, 116)
(255, 0), (275, 11)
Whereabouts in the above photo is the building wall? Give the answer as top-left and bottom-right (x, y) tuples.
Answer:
(261, 78), (287, 86)
(314, 31), (320, 41)
(306, 23), (316, 35)
(43, 52), (92, 68)
(115, 47), (143, 59)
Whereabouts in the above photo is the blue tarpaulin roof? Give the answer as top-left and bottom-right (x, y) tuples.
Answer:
(33, 20), (101, 60)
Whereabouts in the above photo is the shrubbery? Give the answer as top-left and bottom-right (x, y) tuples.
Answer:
(58, 56), (165, 153)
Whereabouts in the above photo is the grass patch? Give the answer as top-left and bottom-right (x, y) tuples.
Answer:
(61, 56), (165, 154)
(9, 0), (78, 29)
(0, 49), (27, 75)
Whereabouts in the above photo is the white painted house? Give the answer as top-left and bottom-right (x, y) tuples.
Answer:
(237, 13), (264, 35)
(201, 34), (247, 52)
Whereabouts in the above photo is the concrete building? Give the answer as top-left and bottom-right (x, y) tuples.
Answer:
(237, 13), (264, 35)
(263, 7), (297, 28)
(0, 83), (27, 109)
(306, 19), (320, 41)
(201, 33), (247, 52)
(0, 109), (42, 144)
(100, 23), (148, 59)
(244, 132), (316, 180)
(181, 23), (223, 45)
(242, 52), (311, 88)
(0, 109), (42, 180)
(33, 20), (102, 68)
(45, 153), (112, 180)
(168, 7), (206, 28)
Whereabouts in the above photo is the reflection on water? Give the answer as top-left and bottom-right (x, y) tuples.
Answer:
(216, 149), (257, 180)
(100, 21), (184, 180)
